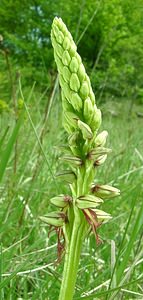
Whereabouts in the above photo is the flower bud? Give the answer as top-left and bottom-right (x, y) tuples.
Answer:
(70, 73), (80, 92)
(78, 120), (93, 140)
(93, 209), (112, 222)
(56, 170), (76, 184)
(55, 43), (63, 58)
(89, 90), (95, 105)
(70, 92), (82, 111)
(39, 212), (67, 227)
(90, 108), (102, 131)
(91, 184), (120, 199)
(55, 55), (64, 74)
(80, 81), (90, 99)
(76, 195), (103, 209)
(63, 36), (71, 50)
(50, 195), (72, 208)
(68, 43), (77, 57)
(62, 92), (73, 112)
(59, 155), (82, 166)
(70, 57), (79, 73)
(64, 111), (79, 129)
(88, 147), (112, 160)
(62, 50), (71, 66)
(63, 66), (72, 83)
(94, 131), (108, 147)
(77, 64), (86, 82)
(68, 131), (79, 146)
(94, 154), (107, 166)
(63, 116), (74, 134)
(83, 97), (94, 123)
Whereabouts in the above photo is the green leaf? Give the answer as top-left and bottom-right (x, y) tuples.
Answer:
(0, 115), (23, 182)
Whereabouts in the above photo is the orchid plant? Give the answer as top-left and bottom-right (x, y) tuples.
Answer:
(40, 17), (120, 300)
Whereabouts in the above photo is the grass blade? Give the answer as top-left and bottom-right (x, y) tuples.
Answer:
(0, 115), (23, 182)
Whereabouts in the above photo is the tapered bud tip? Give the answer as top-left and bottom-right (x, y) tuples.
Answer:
(76, 194), (103, 209)
(94, 130), (108, 147)
(56, 170), (76, 184)
(91, 184), (120, 198)
(93, 209), (112, 222)
(60, 155), (82, 166)
(78, 120), (93, 140)
(39, 211), (67, 227)
(94, 154), (107, 166)
(50, 195), (72, 208)
(88, 147), (112, 160)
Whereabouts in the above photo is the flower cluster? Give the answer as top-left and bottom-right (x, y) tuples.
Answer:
(40, 17), (120, 255)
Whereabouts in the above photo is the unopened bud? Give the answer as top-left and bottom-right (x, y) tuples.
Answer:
(68, 43), (77, 57)
(64, 111), (79, 129)
(39, 211), (67, 227)
(94, 154), (107, 166)
(70, 57), (79, 73)
(93, 209), (112, 222)
(63, 36), (72, 50)
(94, 130), (108, 147)
(78, 120), (93, 140)
(59, 155), (82, 166)
(63, 117), (74, 134)
(70, 92), (82, 111)
(76, 195), (103, 209)
(62, 50), (71, 66)
(88, 147), (112, 160)
(56, 170), (76, 184)
(91, 108), (102, 131)
(68, 131), (79, 146)
(91, 184), (120, 199)
(76, 64), (85, 82)
(63, 66), (72, 82)
(84, 97), (94, 123)
(62, 92), (73, 112)
(80, 81), (90, 99)
(50, 194), (72, 208)
(70, 73), (80, 92)
(55, 43), (63, 58)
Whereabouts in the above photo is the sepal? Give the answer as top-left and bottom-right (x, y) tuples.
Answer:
(59, 155), (82, 166)
(94, 154), (107, 166)
(92, 209), (112, 222)
(39, 211), (67, 227)
(94, 130), (108, 147)
(78, 120), (93, 140)
(90, 108), (102, 130)
(88, 147), (112, 160)
(50, 195), (72, 208)
(76, 194), (103, 209)
(91, 184), (120, 198)
(56, 170), (76, 184)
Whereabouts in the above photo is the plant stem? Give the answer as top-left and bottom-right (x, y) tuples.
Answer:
(58, 213), (85, 300)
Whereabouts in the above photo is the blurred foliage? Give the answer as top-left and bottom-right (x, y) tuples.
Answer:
(0, 0), (143, 101)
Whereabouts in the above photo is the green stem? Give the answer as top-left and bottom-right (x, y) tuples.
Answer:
(58, 215), (85, 300)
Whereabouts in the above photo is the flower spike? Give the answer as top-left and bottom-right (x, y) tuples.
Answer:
(39, 17), (120, 300)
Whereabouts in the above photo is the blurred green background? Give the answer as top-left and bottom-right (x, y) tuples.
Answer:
(0, 0), (143, 102)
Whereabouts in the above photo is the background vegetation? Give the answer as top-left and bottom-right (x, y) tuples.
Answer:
(0, 0), (143, 299)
